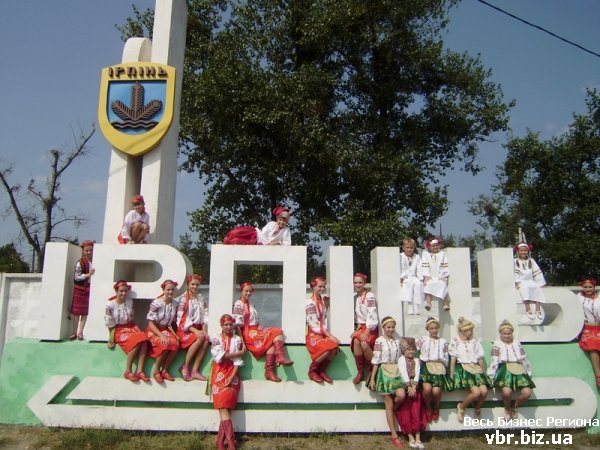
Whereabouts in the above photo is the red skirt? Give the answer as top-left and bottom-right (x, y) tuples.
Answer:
(211, 360), (241, 410)
(243, 325), (283, 360)
(350, 324), (378, 348)
(146, 326), (178, 358)
(396, 389), (428, 434)
(223, 226), (259, 245)
(579, 324), (600, 352)
(305, 330), (339, 361)
(70, 285), (90, 316)
(177, 326), (207, 349)
(115, 323), (148, 354)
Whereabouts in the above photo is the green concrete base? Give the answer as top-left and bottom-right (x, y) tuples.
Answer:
(0, 338), (598, 432)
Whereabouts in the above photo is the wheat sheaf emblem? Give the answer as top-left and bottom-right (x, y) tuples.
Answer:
(111, 81), (162, 130)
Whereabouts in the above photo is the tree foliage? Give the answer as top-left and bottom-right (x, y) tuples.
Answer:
(0, 243), (29, 273)
(124, 0), (510, 272)
(0, 126), (95, 272)
(469, 90), (600, 284)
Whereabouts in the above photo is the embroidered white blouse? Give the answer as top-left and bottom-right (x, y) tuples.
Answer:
(449, 336), (485, 364)
(210, 333), (244, 366)
(421, 250), (450, 280)
(416, 335), (449, 366)
(372, 336), (403, 365)
(176, 293), (208, 332)
(487, 339), (532, 378)
(305, 295), (329, 335)
(354, 291), (379, 330)
(401, 253), (423, 281)
(104, 298), (135, 328)
(578, 293), (600, 324)
(146, 298), (178, 327)
(398, 356), (422, 384)
(258, 221), (291, 245)
(232, 299), (260, 327)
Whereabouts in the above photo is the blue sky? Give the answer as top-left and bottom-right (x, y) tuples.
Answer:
(1, 0), (599, 260)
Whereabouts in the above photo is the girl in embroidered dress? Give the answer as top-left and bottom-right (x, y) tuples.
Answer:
(68, 240), (95, 340)
(400, 238), (424, 315)
(223, 206), (292, 245)
(369, 316), (406, 449)
(397, 340), (427, 449)
(487, 320), (535, 420)
(105, 280), (150, 382)
(146, 279), (179, 383)
(577, 278), (600, 387)
(118, 194), (150, 244)
(421, 237), (450, 311)
(305, 276), (340, 383)
(351, 272), (379, 384)
(417, 316), (453, 423)
(211, 314), (245, 450)
(514, 242), (546, 320)
(450, 317), (492, 423)
(176, 274), (209, 381)
(232, 281), (293, 382)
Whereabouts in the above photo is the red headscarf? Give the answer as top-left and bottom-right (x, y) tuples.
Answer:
(80, 240), (95, 249)
(240, 281), (255, 292)
(354, 272), (368, 282)
(131, 195), (145, 205)
(272, 206), (290, 219)
(578, 278), (597, 287)
(158, 279), (178, 298)
(513, 242), (533, 253)
(113, 280), (131, 291)
(187, 274), (203, 283)
(310, 276), (326, 288)
(426, 237), (444, 249)
(220, 314), (234, 325)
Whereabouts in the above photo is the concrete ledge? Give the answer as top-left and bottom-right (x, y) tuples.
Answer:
(26, 375), (596, 432)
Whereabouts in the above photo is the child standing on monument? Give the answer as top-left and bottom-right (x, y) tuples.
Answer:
(368, 316), (406, 449)
(68, 240), (95, 340)
(211, 314), (245, 450)
(576, 278), (600, 387)
(514, 242), (546, 320)
(397, 339), (427, 449)
(417, 316), (453, 423)
(176, 274), (209, 381)
(400, 237), (424, 315)
(421, 237), (450, 311)
(487, 320), (535, 420)
(118, 194), (150, 244)
(450, 317), (492, 423)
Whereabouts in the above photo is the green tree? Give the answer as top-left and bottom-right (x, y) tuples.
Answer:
(0, 243), (29, 273)
(123, 1), (510, 271)
(469, 90), (600, 284)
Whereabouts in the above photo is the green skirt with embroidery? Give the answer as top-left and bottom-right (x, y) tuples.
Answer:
(452, 363), (492, 390)
(492, 363), (535, 390)
(369, 365), (405, 394)
(420, 362), (454, 391)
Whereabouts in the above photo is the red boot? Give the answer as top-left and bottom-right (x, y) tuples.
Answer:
(265, 353), (281, 382)
(352, 354), (365, 384)
(216, 421), (226, 450)
(319, 358), (333, 384)
(223, 419), (237, 450)
(308, 360), (323, 382)
(273, 340), (293, 366)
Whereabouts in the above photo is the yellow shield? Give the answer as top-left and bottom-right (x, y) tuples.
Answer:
(98, 62), (176, 157)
